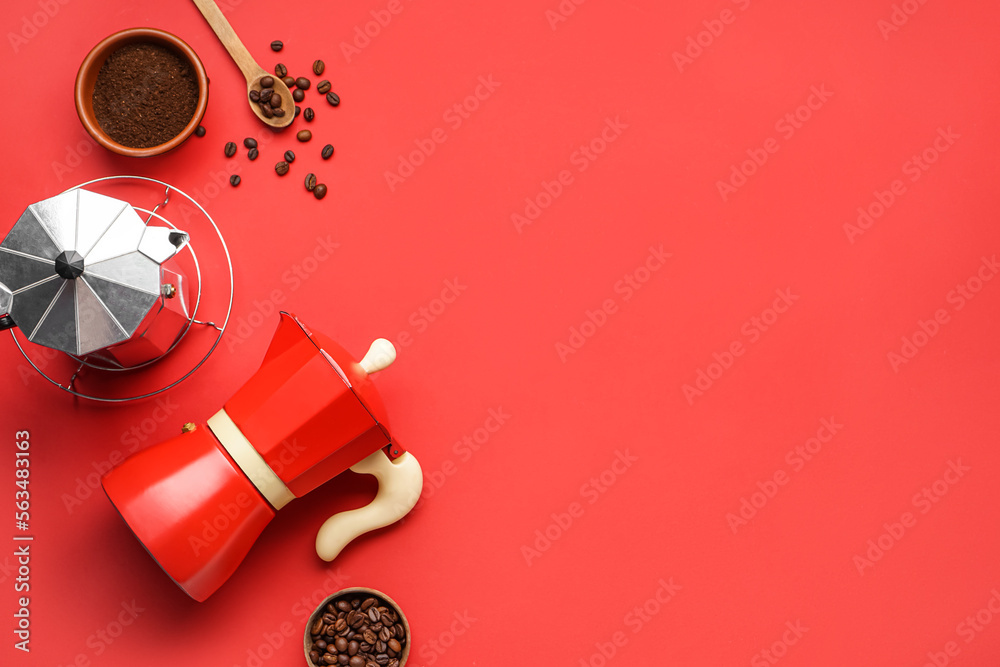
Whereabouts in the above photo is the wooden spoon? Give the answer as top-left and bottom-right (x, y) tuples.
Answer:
(190, 0), (294, 129)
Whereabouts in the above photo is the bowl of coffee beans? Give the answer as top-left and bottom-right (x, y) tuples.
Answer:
(75, 28), (209, 157)
(305, 588), (411, 667)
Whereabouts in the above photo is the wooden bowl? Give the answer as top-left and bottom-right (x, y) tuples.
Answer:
(304, 587), (412, 667)
(75, 28), (209, 157)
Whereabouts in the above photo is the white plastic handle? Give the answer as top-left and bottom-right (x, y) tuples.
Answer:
(315, 450), (423, 561)
(360, 338), (396, 374)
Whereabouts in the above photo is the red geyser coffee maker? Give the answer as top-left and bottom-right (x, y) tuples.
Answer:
(101, 312), (423, 601)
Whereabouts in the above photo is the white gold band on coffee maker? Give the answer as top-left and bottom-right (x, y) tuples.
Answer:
(207, 409), (294, 510)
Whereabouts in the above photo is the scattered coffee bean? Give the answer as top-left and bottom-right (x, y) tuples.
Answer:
(260, 75), (274, 88)
(248, 147), (259, 161)
(313, 59), (325, 75)
(230, 175), (240, 187)
(293, 88), (305, 103)
(194, 125), (206, 137)
(284, 150), (296, 163)
(275, 161), (289, 175)
(270, 40), (283, 52)
(297, 130), (312, 142)
(321, 144), (334, 159)
(249, 89), (260, 102)
(282, 76), (295, 88)
(304, 107), (315, 122)
(304, 173), (317, 191)
(295, 77), (311, 90)
(326, 92), (340, 107)
(274, 63), (287, 77)
(224, 141), (237, 157)
(294, 106), (301, 117)
(243, 137), (257, 149)
(317, 80), (331, 95)
(313, 184), (328, 200)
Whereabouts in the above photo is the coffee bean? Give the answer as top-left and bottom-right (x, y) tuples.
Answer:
(324, 624), (336, 637)
(282, 76), (295, 88)
(249, 89), (260, 102)
(313, 59), (325, 75)
(295, 77), (311, 90)
(270, 94), (282, 108)
(304, 173), (317, 191)
(297, 130), (312, 142)
(293, 88), (305, 103)
(261, 105), (274, 118)
(224, 141), (237, 157)
(367, 608), (381, 623)
(313, 184), (328, 200)
(326, 92), (340, 106)
(274, 63), (287, 77)
(304, 107), (315, 122)
(313, 80), (330, 96)
(194, 125), (206, 137)
(260, 76), (275, 89)
(311, 594), (407, 667)
(248, 147), (259, 161)
(284, 150), (296, 163)
(270, 40), (283, 52)
(259, 88), (273, 103)
(315, 639), (328, 651)
(311, 618), (324, 635)
(273, 108), (286, 117)
(243, 138), (257, 149)
(322, 144), (334, 159)
(275, 161), (289, 175)
(294, 105), (301, 117)
(335, 618), (348, 632)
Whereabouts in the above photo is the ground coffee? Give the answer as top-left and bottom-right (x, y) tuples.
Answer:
(92, 43), (199, 149)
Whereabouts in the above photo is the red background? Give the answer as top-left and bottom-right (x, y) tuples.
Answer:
(2, 0), (1000, 665)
